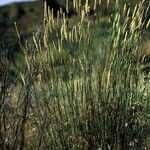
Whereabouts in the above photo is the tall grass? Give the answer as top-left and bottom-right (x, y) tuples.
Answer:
(0, 0), (150, 149)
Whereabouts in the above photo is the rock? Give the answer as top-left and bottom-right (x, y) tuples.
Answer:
(52, 0), (116, 16)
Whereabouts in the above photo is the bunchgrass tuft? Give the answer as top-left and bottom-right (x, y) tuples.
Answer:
(0, 0), (150, 149)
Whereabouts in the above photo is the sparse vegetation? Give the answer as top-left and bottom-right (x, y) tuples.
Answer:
(0, 0), (150, 149)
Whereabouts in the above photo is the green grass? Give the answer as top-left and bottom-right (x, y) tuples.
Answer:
(0, 0), (150, 149)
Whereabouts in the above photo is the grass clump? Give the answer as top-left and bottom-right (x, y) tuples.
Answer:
(0, 0), (150, 149)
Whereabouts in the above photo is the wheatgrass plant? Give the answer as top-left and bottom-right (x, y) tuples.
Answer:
(0, 0), (150, 149)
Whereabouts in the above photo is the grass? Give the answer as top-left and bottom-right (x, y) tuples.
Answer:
(0, 0), (150, 149)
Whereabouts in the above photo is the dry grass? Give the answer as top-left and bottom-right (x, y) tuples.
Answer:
(0, 0), (150, 149)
